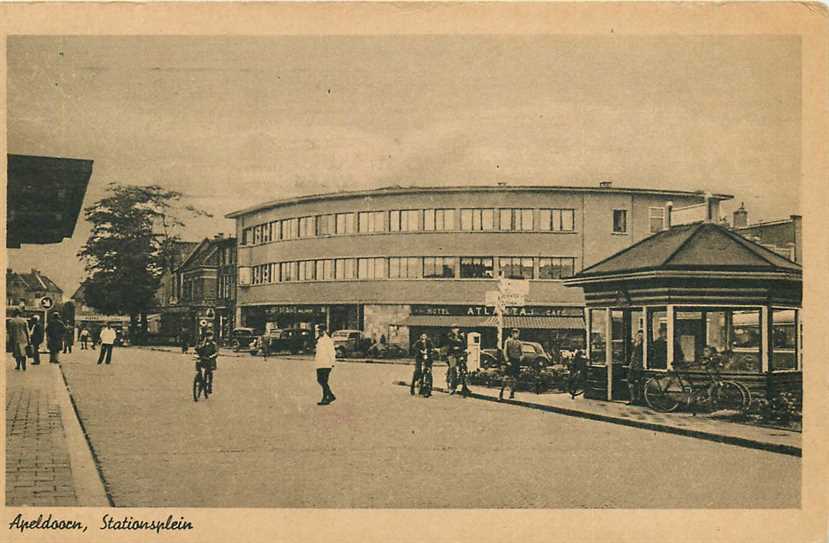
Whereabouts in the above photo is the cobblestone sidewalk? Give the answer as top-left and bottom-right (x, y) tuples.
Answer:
(5, 363), (79, 506)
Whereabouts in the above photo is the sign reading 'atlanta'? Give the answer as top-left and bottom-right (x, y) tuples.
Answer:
(411, 305), (583, 317)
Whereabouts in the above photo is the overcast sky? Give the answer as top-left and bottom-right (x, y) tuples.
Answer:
(7, 35), (801, 296)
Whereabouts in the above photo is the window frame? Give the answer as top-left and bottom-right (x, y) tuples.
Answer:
(612, 208), (629, 235)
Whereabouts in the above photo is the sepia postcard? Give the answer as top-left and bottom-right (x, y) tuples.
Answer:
(2, 2), (828, 543)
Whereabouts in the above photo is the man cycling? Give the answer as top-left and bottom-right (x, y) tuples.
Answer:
(196, 330), (219, 394)
(411, 333), (434, 397)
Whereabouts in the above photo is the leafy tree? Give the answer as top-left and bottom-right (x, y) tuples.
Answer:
(77, 183), (210, 343)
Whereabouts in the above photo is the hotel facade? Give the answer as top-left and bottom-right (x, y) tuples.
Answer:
(226, 184), (730, 353)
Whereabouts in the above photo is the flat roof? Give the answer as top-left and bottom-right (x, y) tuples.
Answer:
(225, 184), (733, 219)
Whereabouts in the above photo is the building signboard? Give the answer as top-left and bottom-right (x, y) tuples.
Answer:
(263, 305), (327, 317)
(410, 304), (583, 317)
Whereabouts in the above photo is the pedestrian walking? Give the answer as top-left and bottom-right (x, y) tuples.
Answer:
(97, 323), (117, 365)
(499, 328), (523, 400)
(627, 330), (644, 405)
(29, 315), (44, 365)
(8, 309), (31, 371)
(180, 329), (190, 354)
(79, 327), (90, 350)
(63, 325), (74, 354)
(313, 325), (336, 405)
(445, 324), (466, 395)
(45, 312), (65, 364)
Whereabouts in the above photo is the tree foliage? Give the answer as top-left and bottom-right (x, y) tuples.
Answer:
(77, 183), (211, 327)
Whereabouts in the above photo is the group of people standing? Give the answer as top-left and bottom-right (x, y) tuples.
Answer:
(7, 309), (71, 370)
(7, 309), (119, 371)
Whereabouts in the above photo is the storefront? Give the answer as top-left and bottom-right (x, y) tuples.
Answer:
(241, 304), (329, 333)
(397, 304), (585, 355)
(564, 222), (802, 402)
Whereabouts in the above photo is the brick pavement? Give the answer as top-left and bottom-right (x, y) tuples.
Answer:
(5, 363), (79, 506)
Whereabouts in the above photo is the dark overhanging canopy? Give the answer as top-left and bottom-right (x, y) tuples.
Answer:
(6, 154), (93, 249)
(564, 222), (802, 308)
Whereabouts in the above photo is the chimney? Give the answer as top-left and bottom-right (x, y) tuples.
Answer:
(732, 202), (748, 228)
(665, 201), (673, 228)
(599, 181), (613, 188)
(704, 193), (719, 223)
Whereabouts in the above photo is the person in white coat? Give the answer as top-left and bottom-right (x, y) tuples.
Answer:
(314, 325), (336, 405)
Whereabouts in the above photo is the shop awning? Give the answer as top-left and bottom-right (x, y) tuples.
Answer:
(491, 316), (585, 330)
(396, 315), (493, 328)
(397, 314), (585, 330)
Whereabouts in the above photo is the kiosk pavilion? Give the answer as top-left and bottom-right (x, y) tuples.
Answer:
(564, 221), (802, 402)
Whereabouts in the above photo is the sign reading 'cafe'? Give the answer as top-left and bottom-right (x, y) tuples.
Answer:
(411, 305), (583, 318)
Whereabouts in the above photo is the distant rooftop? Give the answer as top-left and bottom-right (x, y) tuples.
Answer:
(226, 184), (732, 219)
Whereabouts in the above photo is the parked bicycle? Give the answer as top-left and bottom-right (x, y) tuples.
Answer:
(566, 350), (589, 399)
(447, 351), (471, 398)
(643, 365), (750, 415)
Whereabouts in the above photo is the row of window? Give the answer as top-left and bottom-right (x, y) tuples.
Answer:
(247, 256), (578, 284)
(241, 207), (582, 246)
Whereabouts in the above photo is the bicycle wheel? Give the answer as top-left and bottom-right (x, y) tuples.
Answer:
(568, 371), (586, 398)
(193, 373), (203, 402)
(204, 371), (212, 398)
(713, 381), (746, 413)
(644, 375), (682, 412)
(421, 371), (433, 397)
(733, 381), (752, 410)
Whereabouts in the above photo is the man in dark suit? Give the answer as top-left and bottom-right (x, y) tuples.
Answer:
(8, 309), (31, 371)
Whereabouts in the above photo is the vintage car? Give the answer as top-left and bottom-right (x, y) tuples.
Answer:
(479, 341), (552, 369)
(332, 329), (373, 358)
(228, 327), (258, 352)
(251, 328), (315, 355)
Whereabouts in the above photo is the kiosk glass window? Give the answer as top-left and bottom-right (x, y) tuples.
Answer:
(611, 309), (643, 365)
(589, 309), (607, 365)
(646, 307), (668, 369)
(672, 308), (761, 373)
(772, 309), (798, 371)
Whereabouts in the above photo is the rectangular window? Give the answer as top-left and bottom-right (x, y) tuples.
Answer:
(459, 257), (494, 279)
(357, 257), (387, 279)
(270, 263), (280, 283)
(460, 209), (495, 231)
(389, 210), (420, 232)
(242, 228), (251, 245)
(358, 211), (385, 233)
(423, 257), (456, 278)
(270, 221), (280, 242)
(541, 208), (576, 232)
(253, 225), (263, 245)
(299, 216), (316, 239)
(261, 223), (271, 243)
(261, 263), (271, 283)
(649, 207), (666, 234)
(538, 257), (576, 279)
(772, 309), (798, 371)
(613, 209), (628, 234)
(281, 218), (299, 241)
(499, 257), (534, 280)
(315, 259), (334, 281)
(388, 257), (422, 279)
(499, 209), (534, 231)
(335, 258), (356, 280)
(280, 261), (297, 282)
(316, 214), (335, 237)
(423, 208), (455, 231)
(335, 213), (355, 235)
